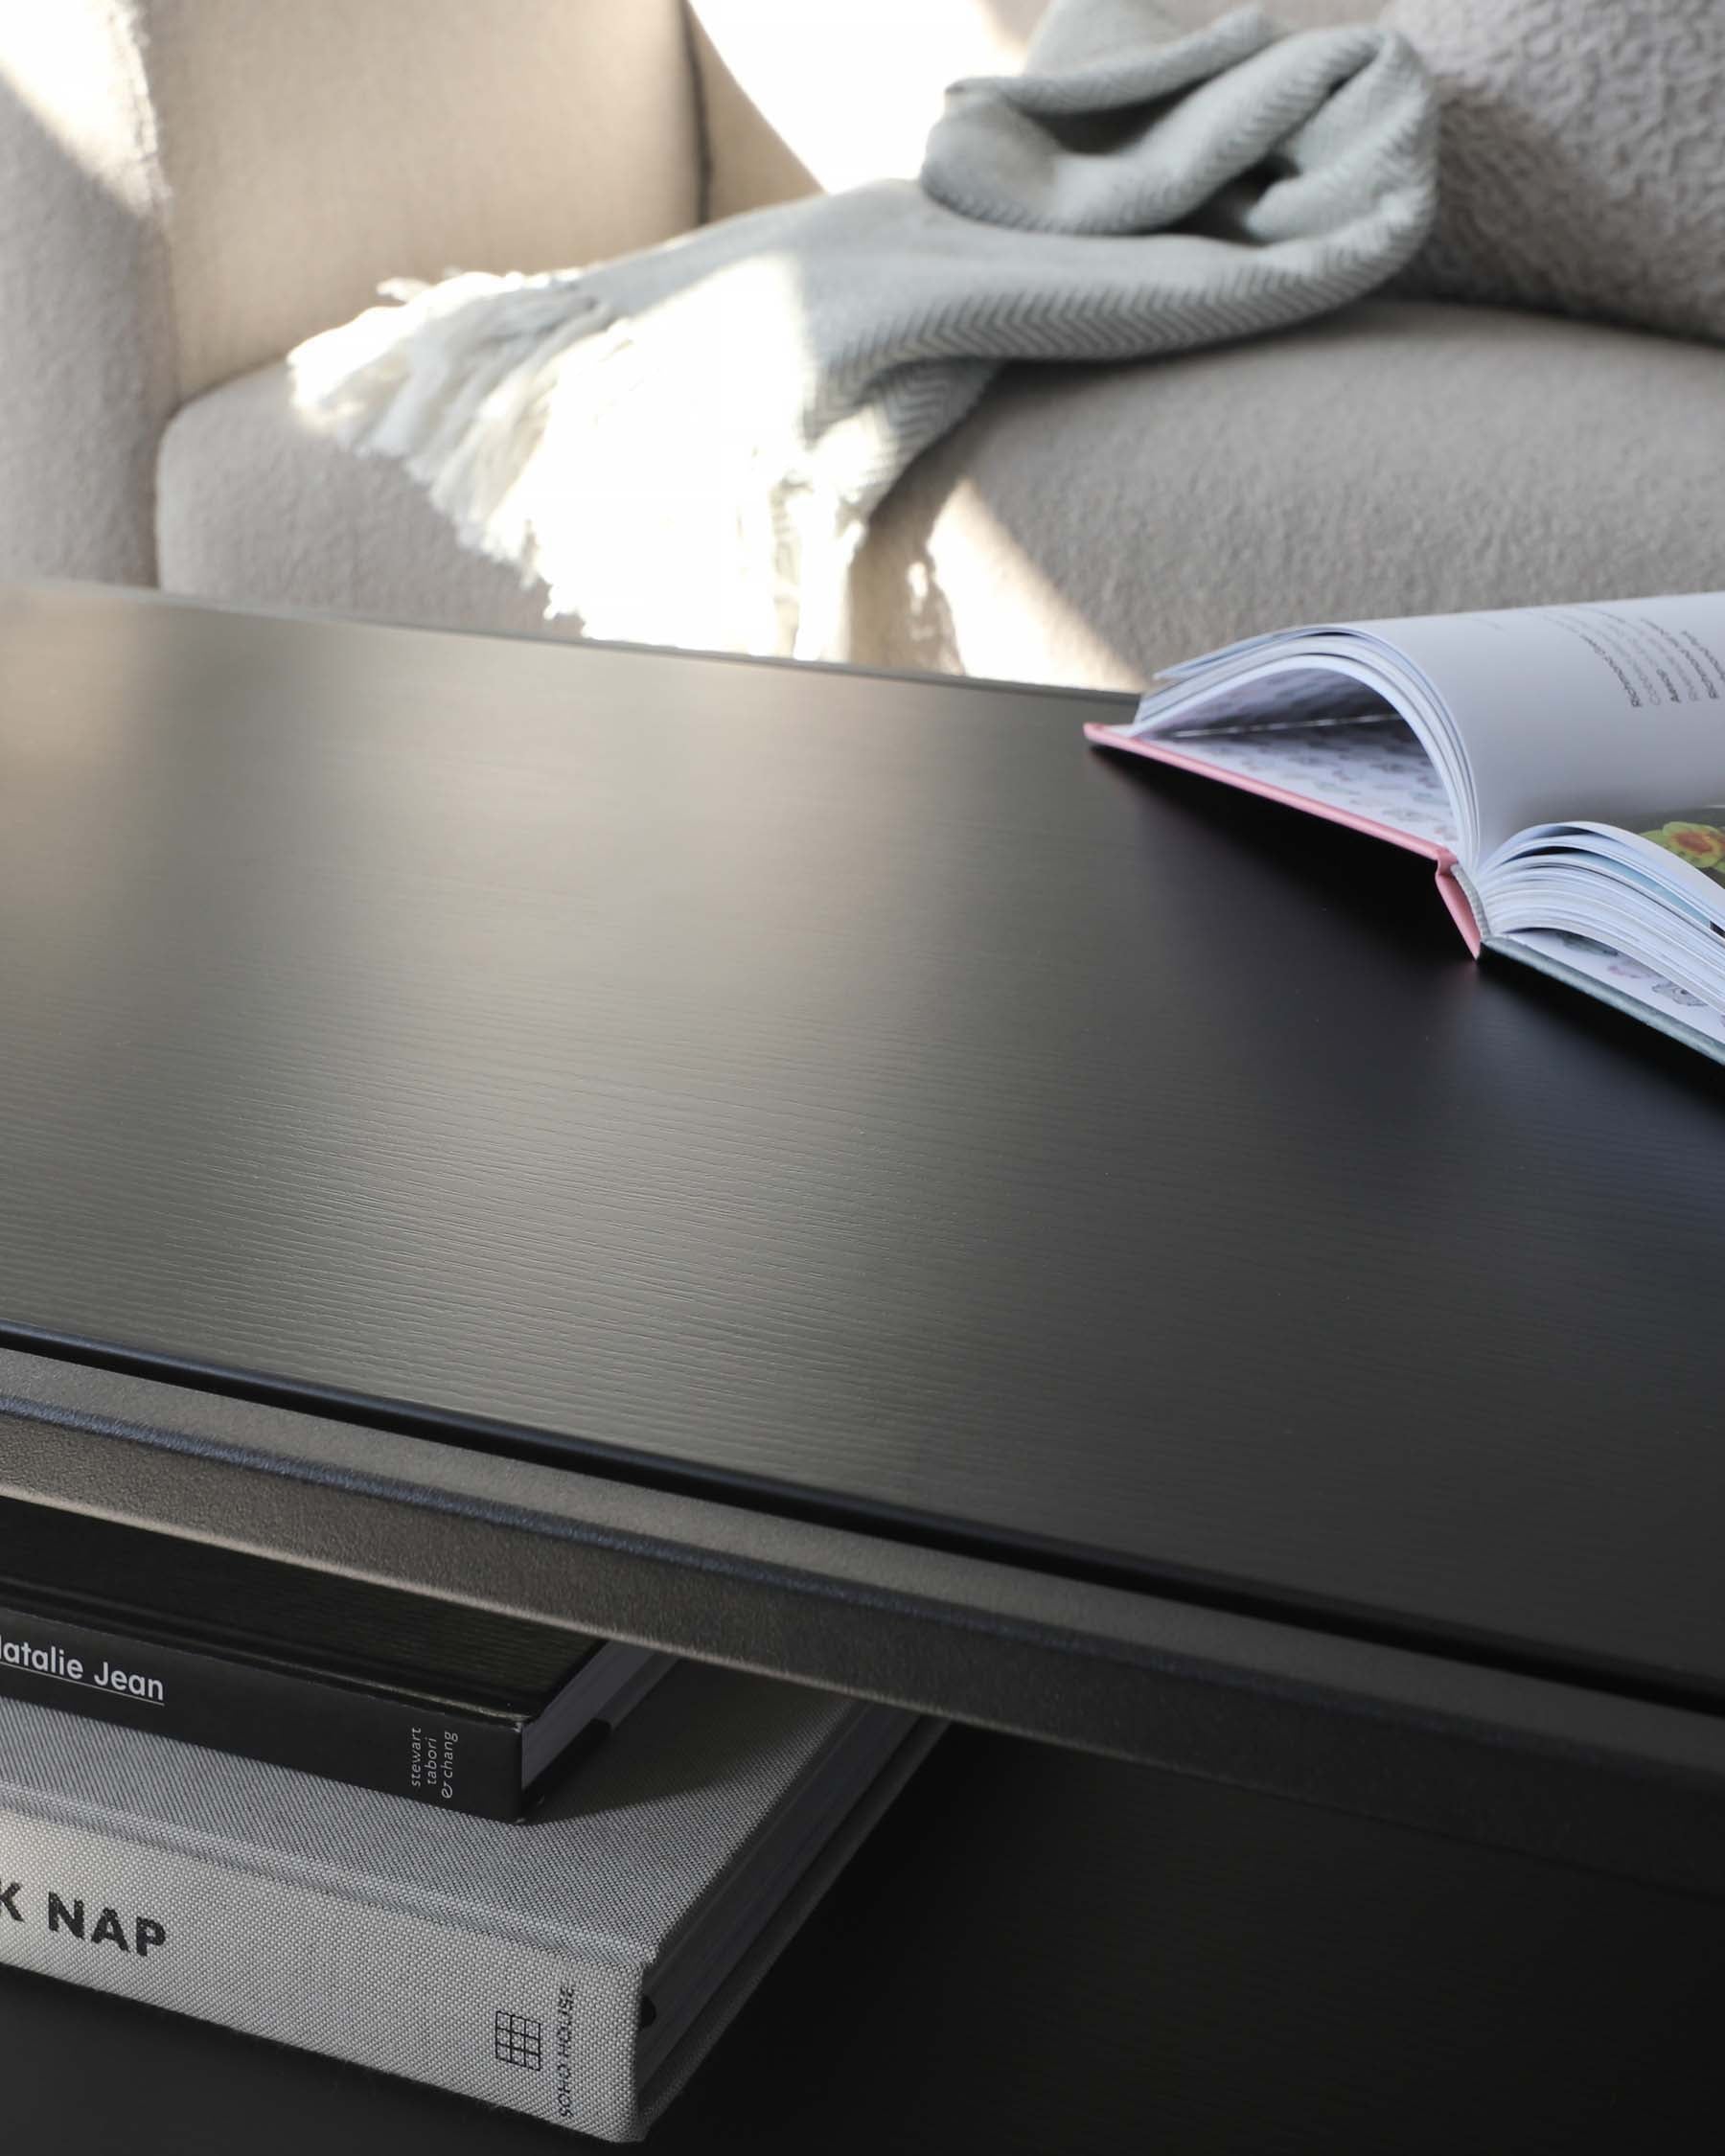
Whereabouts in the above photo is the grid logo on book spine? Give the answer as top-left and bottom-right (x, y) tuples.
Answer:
(494, 2009), (543, 2072)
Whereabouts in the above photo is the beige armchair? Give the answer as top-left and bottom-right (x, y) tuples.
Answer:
(7, 0), (1725, 690)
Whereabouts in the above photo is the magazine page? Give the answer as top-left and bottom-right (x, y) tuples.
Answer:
(1112, 594), (1725, 878)
(1106, 706), (1460, 849)
(1479, 805), (1725, 1015)
(1503, 929), (1725, 1059)
(1362, 595), (1725, 863)
(1096, 649), (1474, 865)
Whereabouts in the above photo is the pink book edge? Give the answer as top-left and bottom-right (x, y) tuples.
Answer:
(1084, 722), (1483, 958)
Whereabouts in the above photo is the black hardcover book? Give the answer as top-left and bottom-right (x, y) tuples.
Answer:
(0, 1500), (669, 1818)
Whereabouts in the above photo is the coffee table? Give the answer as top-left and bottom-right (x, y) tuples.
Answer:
(1, 581), (1723, 2026)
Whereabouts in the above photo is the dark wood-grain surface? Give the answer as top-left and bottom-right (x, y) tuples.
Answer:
(5, 1727), (1717, 2153)
(2, 585), (1723, 1712)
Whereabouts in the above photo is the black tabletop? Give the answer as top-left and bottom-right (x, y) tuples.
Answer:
(2, 584), (1722, 1715)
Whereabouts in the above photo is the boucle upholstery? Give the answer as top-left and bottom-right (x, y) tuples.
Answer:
(16, 0), (1724, 700)
(846, 300), (1725, 684)
(1388, 0), (1725, 342)
(163, 303), (1725, 690)
(156, 364), (586, 645)
(0, 0), (700, 585)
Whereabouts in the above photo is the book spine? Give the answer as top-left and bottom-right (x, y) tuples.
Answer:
(0, 1597), (525, 1820)
(0, 1797), (645, 2139)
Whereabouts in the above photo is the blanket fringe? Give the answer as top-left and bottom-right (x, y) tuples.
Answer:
(292, 271), (883, 660)
(288, 7), (1436, 663)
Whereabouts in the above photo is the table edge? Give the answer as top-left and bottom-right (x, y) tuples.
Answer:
(3, 1346), (1724, 1899)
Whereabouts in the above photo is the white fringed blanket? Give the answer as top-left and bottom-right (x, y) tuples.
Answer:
(291, 2), (1435, 660)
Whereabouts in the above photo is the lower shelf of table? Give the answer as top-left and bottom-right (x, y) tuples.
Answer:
(6, 1724), (1718, 2153)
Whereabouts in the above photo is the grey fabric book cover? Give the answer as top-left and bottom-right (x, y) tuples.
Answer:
(0, 1665), (934, 2139)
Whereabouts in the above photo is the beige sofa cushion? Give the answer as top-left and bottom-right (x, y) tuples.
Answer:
(1387, 0), (1725, 345)
(160, 301), (1725, 691)
(0, 0), (699, 586)
(854, 299), (1725, 687)
(156, 365), (585, 644)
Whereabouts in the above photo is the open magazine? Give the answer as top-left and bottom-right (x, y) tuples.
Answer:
(1085, 594), (1725, 1063)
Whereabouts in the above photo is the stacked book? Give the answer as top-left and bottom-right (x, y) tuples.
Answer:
(0, 1499), (935, 2139)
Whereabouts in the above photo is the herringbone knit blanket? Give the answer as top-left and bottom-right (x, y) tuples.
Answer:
(290, 2), (1436, 660)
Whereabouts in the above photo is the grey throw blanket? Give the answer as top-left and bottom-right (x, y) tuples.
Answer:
(292, 2), (1436, 659)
